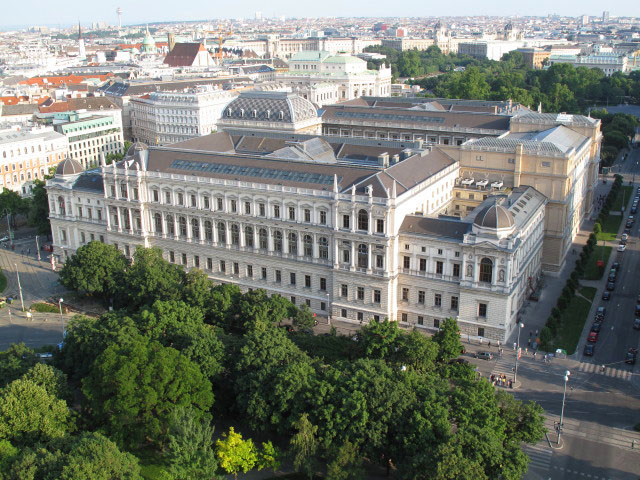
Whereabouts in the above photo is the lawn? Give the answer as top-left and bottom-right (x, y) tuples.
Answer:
(579, 286), (597, 302)
(597, 214), (623, 242)
(582, 246), (612, 280)
(611, 185), (634, 211)
(0, 269), (6, 293)
(551, 289), (594, 355)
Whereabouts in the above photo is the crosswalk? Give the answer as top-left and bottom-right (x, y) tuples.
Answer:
(576, 362), (632, 381)
(523, 443), (553, 472)
(491, 355), (515, 377)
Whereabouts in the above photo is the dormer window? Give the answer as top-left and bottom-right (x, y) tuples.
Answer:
(240, 109), (245, 117)
(251, 109), (257, 118)
(278, 110), (284, 120)
(226, 108), (232, 117)
(266, 110), (271, 119)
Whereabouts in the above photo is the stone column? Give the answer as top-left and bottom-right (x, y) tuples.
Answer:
(239, 223), (245, 248)
(350, 242), (356, 270)
(198, 218), (204, 243)
(367, 243), (372, 273)
(333, 239), (339, 267)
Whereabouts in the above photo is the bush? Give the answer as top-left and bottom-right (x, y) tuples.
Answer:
(539, 327), (552, 348)
(557, 297), (568, 310)
(570, 271), (579, 283)
(30, 302), (60, 313)
(551, 307), (560, 318)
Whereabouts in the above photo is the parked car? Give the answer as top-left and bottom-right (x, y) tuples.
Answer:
(587, 331), (599, 343)
(475, 351), (494, 360)
(633, 318), (640, 330)
(0, 235), (8, 243)
(617, 244), (626, 252)
(607, 281), (616, 291)
(608, 273), (617, 283)
(625, 221), (633, 229)
(41, 244), (53, 252)
(632, 206), (638, 214)
(584, 343), (595, 356)
(591, 321), (602, 333)
(622, 233), (629, 241)
(625, 348), (638, 365)
(596, 306), (606, 319)
(624, 228), (631, 235)
(612, 262), (620, 271)
(635, 305), (640, 316)
(602, 291), (611, 301)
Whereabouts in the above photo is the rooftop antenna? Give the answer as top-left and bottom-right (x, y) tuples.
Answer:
(116, 7), (123, 30)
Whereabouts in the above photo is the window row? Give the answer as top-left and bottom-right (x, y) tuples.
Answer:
(400, 288), (459, 310)
(339, 284), (383, 303)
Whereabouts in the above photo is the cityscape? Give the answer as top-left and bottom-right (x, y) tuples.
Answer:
(0, 2), (639, 479)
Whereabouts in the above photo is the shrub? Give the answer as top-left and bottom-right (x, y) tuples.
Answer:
(551, 307), (560, 318)
(557, 297), (568, 310)
(570, 271), (579, 282)
(30, 302), (60, 313)
(539, 327), (553, 348)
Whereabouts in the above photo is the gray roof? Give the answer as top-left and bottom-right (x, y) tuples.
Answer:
(223, 91), (318, 124)
(400, 216), (471, 241)
(99, 78), (250, 97)
(265, 138), (336, 164)
(473, 203), (515, 230)
(511, 111), (599, 127)
(73, 172), (104, 193)
(0, 104), (38, 116)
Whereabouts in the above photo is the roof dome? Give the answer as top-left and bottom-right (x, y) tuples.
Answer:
(222, 91), (318, 124)
(473, 203), (515, 230)
(55, 157), (83, 176)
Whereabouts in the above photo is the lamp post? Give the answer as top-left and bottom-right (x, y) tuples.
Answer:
(58, 298), (64, 340)
(557, 370), (571, 445)
(14, 263), (24, 312)
(2, 209), (13, 247)
(514, 322), (524, 384)
(35, 235), (41, 261)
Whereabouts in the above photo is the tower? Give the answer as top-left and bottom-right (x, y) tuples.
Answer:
(78, 22), (86, 60)
(116, 7), (122, 29)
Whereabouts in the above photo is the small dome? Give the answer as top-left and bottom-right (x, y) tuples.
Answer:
(473, 203), (514, 230)
(55, 157), (83, 176)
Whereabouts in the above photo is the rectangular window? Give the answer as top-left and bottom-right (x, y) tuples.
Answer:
(80, 232), (85, 243)
(341, 284), (348, 297)
(402, 288), (409, 301)
(169, 251), (175, 263)
(305, 299), (311, 307)
(247, 265), (253, 277)
(99, 235), (104, 243)
(453, 264), (460, 277)
(259, 203), (265, 216)
(376, 255), (384, 269)
(290, 272), (296, 285)
(291, 296), (296, 305)
(418, 290), (425, 304)
(244, 201), (251, 214)
(233, 262), (239, 275)
(436, 261), (443, 275)
(342, 215), (350, 229)
(451, 296), (459, 311)
(320, 277), (327, 291)
(304, 209), (311, 222)
(478, 327), (485, 337)
(190, 194), (197, 207)
(182, 253), (187, 265)
(273, 205), (280, 218)
(207, 257), (213, 270)
(231, 200), (237, 213)
(357, 287), (364, 300)
(217, 197), (223, 210)
(417, 316), (424, 325)
(177, 193), (183, 205)
(203, 196), (210, 209)
(220, 260), (226, 273)
(289, 207), (296, 220)
(508, 158), (516, 164)
(320, 210), (327, 225)
(373, 289), (381, 303)
(341, 308), (347, 318)
(275, 270), (281, 283)
(305, 275), (311, 288)
(357, 312), (364, 322)
(403, 256), (410, 269)
(541, 161), (551, 167)
(434, 293), (442, 307)
(434, 318), (440, 329)
(419, 258), (426, 271)
(194, 255), (200, 268)
(437, 249), (443, 255)
(261, 267), (267, 280)
(401, 313), (408, 322)
(478, 303), (487, 318)
(376, 219), (384, 233)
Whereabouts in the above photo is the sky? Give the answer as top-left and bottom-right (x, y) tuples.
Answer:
(1, 0), (638, 29)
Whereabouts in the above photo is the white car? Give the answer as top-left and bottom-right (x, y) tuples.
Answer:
(617, 244), (626, 252)
(622, 233), (629, 241)
(0, 235), (8, 243)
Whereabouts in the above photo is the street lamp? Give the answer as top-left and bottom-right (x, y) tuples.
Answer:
(58, 298), (64, 340)
(514, 322), (524, 384)
(14, 263), (24, 312)
(557, 370), (571, 445)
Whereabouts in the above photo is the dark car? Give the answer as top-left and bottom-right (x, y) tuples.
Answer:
(602, 291), (611, 301)
(591, 322), (602, 333)
(635, 305), (640, 316)
(624, 228), (631, 235)
(596, 306), (606, 318)
(606, 282), (615, 291)
(475, 351), (493, 360)
(612, 262), (620, 271)
(626, 220), (633, 228)
(608, 274), (617, 283)
(633, 318), (640, 330)
(633, 207), (638, 214)
(584, 344), (595, 356)
(637, 294), (640, 304)
(625, 348), (638, 365)
(41, 244), (54, 252)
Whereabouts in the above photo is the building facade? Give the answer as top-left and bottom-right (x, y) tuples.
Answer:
(130, 87), (237, 146)
(0, 125), (68, 195)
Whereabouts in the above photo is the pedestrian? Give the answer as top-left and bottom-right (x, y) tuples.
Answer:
(27, 248), (30, 255)
(509, 379), (513, 389)
(533, 351), (536, 359)
(535, 329), (538, 336)
(527, 338), (531, 348)
(529, 330), (532, 338)
(488, 341), (491, 349)
(525, 347), (528, 355)
(479, 337), (483, 345)
(513, 342), (517, 350)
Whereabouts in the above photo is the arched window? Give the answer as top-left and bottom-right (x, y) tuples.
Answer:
(273, 230), (283, 252)
(179, 217), (187, 237)
(154, 213), (162, 233)
(357, 243), (368, 268)
(204, 220), (213, 241)
(245, 226), (254, 247)
(166, 215), (174, 235)
(231, 224), (240, 245)
(303, 235), (313, 257)
(259, 228), (268, 249)
(191, 218), (199, 239)
(357, 209), (368, 231)
(479, 258), (493, 283)
(318, 237), (328, 259)
(288, 232), (297, 254)
(217, 222), (226, 243)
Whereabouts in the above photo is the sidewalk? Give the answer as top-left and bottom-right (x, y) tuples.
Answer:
(507, 179), (614, 351)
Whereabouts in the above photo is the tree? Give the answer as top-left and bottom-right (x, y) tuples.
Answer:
(0, 378), (71, 446)
(397, 329), (439, 372)
(359, 317), (401, 359)
(257, 441), (281, 472)
(495, 391), (546, 444)
(0, 439), (19, 475)
(432, 317), (463, 363)
(292, 305), (315, 331)
(58, 242), (128, 299)
(0, 188), (28, 228)
(289, 414), (319, 480)
(326, 441), (363, 480)
(215, 427), (258, 479)
(0, 343), (38, 388)
(120, 247), (185, 310)
(20, 363), (71, 402)
(181, 269), (213, 310)
(27, 179), (52, 236)
(82, 334), (213, 447)
(165, 406), (219, 480)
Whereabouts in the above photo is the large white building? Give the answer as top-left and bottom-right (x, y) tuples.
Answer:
(46, 95), (548, 343)
(548, 53), (629, 76)
(130, 86), (238, 146)
(0, 124), (68, 195)
(277, 52), (392, 106)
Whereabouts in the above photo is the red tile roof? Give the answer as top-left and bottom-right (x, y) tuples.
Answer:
(164, 43), (209, 67)
(19, 73), (114, 87)
(38, 97), (118, 113)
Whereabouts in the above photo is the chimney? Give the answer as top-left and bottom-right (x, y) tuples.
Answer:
(168, 33), (176, 53)
(378, 152), (389, 168)
(401, 148), (412, 160)
(391, 154), (400, 164)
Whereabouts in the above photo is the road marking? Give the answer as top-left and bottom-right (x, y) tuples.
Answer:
(577, 362), (631, 381)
